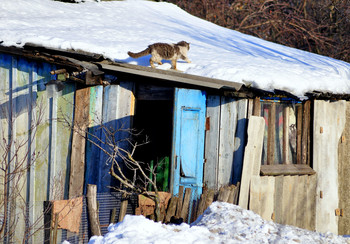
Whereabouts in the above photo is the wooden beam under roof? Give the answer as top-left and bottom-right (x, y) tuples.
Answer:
(97, 61), (244, 91)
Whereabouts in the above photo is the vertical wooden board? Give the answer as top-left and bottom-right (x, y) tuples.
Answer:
(260, 176), (275, 221)
(99, 81), (135, 192)
(218, 96), (237, 187)
(282, 107), (289, 164)
(296, 175), (307, 229)
(252, 97), (261, 116)
(296, 106), (302, 164)
(69, 87), (90, 198)
(204, 95), (220, 190)
(282, 176), (298, 226)
(274, 175), (284, 224)
(12, 57), (32, 242)
(100, 85), (120, 192)
(180, 188), (192, 222)
(338, 101), (350, 235)
(313, 100), (345, 234)
(302, 100), (311, 165)
(249, 175), (261, 215)
(33, 61), (55, 243)
(305, 174), (316, 231)
(55, 83), (75, 199)
(0, 54), (11, 232)
(85, 86), (103, 193)
(238, 116), (265, 209)
(233, 99), (248, 185)
(267, 102), (275, 165)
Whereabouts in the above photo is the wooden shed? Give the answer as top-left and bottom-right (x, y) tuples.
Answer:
(0, 43), (350, 242)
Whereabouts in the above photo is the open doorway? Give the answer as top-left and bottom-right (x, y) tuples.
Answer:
(133, 86), (174, 192)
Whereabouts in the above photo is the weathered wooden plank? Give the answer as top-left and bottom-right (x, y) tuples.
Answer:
(249, 176), (275, 221)
(99, 82), (135, 193)
(204, 95), (220, 190)
(69, 87), (91, 198)
(165, 196), (178, 223)
(260, 164), (316, 176)
(338, 101), (350, 235)
(53, 83), (75, 200)
(252, 97), (261, 116)
(218, 96), (237, 187)
(233, 99), (248, 184)
(274, 175), (284, 224)
(249, 176), (261, 215)
(217, 186), (231, 202)
(283, 106), (289, 164)
(282, 176), (297, 226)
(195, 190), (207, 219)
(302, 100), (311, 165)
(11, 56), (31, 243)
(238, 116), (265, 209)
(84, 86), (103, 193)
(296, 106), (302, 164)
(87, 184), (101, 236)
(0, 54), (11, 241)
(33, 61), (56, 243)
(204, 189), (215, 210)
(305, 174), (316, 231)
(313, 100), (346, 234)
(267, 102), (275, 165)
(175, 185), (184, 217)
(296, 175), (307, 229)
(180, 188), (192, 222)
(260, 176), (275, 221)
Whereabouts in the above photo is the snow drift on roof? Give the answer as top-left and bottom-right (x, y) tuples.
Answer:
(1, 0), (350, 98)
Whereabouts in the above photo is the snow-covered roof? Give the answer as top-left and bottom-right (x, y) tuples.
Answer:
(1, 0), (350, 98)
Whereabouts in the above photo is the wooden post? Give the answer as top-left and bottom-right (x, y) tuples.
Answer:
(118, 198), (128, 222)
(165, 197), (178, 223)
(253, 97), (261, 116)
(87, 184), (101, 236)
(69, 87), (90, 198)
(175, 185), (184, 217)
(180, 188), (192, 222)
(267, 102), (275, 165)
(302, 100), (311, 164)
(296, 105), (302, 164)
(283, 106), (289, 164)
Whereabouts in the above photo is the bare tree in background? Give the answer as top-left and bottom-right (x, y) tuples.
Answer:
(167, 0), (350, 62)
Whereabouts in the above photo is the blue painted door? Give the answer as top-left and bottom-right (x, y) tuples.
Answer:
(171, 88), (206, 204)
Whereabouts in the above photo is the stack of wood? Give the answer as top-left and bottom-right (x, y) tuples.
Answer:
(158, 184), (240, 224)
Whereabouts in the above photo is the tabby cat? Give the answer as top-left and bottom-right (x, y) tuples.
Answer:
(128, 41), (191, 70)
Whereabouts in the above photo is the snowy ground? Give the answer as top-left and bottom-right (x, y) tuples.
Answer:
(84, 202), (349, 244)
(1, 0), (350, 98)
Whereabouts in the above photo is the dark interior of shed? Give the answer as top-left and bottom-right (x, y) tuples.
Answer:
(133, 96), (173, 192)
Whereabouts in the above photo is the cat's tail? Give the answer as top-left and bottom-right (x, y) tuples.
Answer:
(127, 48), (150, 58)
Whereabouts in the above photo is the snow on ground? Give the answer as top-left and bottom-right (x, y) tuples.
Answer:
(1, 0), (350, 98)
(86, 202), (348, 244)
